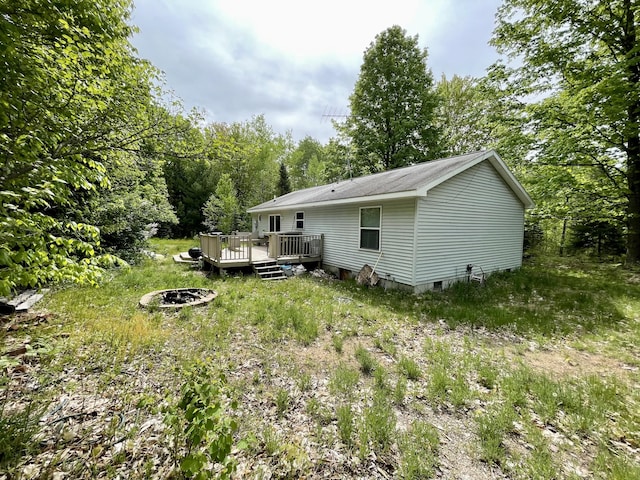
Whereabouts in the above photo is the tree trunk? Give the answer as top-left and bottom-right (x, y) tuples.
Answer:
(624, 0), (640, 265)
(559, 217), (568, 257)
(628, 160), (640, 264)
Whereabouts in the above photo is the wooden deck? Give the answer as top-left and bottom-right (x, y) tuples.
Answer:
(199, 233), (323, 269)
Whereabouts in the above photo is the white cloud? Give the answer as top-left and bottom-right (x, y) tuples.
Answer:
(131, 0), (500, 142)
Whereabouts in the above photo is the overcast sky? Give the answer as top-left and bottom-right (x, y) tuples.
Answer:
(130, 0), (503, 143)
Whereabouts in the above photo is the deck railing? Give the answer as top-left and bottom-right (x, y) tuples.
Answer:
(200, 233), (323, 265)
(200, 233), (253, 263)
(273, 234), (323, 258)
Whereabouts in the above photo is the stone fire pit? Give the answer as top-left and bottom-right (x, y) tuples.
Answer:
(139, 288), (217, 309)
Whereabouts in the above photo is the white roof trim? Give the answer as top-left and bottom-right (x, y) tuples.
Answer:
(247, 190), (420, 213)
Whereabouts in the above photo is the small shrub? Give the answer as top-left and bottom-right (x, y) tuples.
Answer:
(163, 361), (241, 480)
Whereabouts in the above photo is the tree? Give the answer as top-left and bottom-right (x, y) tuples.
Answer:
(0, 0), (171, 295)
(162, 115), (219, 237)
(435, 75), (494, 156)
(342, 25), (441, 172)
(491, 0), (640, 264)
(277, 162), (291, 196)
(79, 146), (178, 263)
(285, 136), (325, 189)
(202, 174), (240, 234)
(323, 137), (359, 181)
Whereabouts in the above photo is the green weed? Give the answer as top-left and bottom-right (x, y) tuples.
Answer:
(332, 334), (344, 354)
(275, 388), (290, 418)
(354, 345), (377, 375)
(359, 390), (396, 456)
(394, 376), (408, 405)
(398, 421), (440, 479)
(296, 372), (312, 392)
(0, 400), (41, 470)
(475, 402), (517, 466)
(373, 330), (397, 357)
(329, 363), (360, 397)
(398, 355), (421, 380)
(336, 403), (355, 447)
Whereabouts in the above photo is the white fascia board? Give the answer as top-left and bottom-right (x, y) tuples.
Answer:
(487, 155), (535, 208)
(247, 190), (420, 213)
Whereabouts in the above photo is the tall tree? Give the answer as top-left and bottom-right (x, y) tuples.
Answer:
(0, 0), (172, 295)
(491, 0), (640, 264)
(323, 137), (359, 181)
(277, 162), (291, 196)
(202, 174), (240, 234)
(435, 75), (494, 156)
(285, 136), (325, 189)
(342, 25), (441, 172)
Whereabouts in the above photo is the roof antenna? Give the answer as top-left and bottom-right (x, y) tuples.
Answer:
(320, 105), (353, 181)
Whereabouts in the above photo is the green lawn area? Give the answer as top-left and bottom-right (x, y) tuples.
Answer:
(1, 239), (639, 479)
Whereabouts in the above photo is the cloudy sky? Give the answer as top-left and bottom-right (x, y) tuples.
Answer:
(130, 0), (503, 143)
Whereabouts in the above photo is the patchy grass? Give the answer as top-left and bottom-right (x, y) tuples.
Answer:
(1, 243), (639, 478)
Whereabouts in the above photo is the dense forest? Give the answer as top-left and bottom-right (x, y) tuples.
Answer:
(1, 0), (638, 296)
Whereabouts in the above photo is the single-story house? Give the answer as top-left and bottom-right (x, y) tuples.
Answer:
(247, 150), (534, 292)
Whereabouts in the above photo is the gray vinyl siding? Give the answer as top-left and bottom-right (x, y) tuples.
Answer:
(414, 160), (524, 290)
(300, 199), (417, 286)
(254, 211), (299, 235)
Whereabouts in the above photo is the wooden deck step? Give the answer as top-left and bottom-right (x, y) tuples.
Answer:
(252, 261), (287, 281)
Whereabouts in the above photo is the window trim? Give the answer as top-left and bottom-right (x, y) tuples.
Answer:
(359, 206), (381, 251)
(295, 211), (304, 230)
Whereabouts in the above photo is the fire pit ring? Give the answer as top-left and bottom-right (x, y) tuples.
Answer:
(139, 288), (217, 309)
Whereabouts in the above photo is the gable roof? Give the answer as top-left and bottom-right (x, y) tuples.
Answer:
(248, 150), (534, 213)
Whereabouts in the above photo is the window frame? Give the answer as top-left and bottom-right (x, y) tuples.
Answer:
(359, 206), (381, 251)
(269, 214), (281, 232)
(295, 211), (304, 230)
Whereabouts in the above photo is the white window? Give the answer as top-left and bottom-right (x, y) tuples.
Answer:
(269, 214), (281, 232)
(359, 206), (381, 251)
(295, 211), (304, 229)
